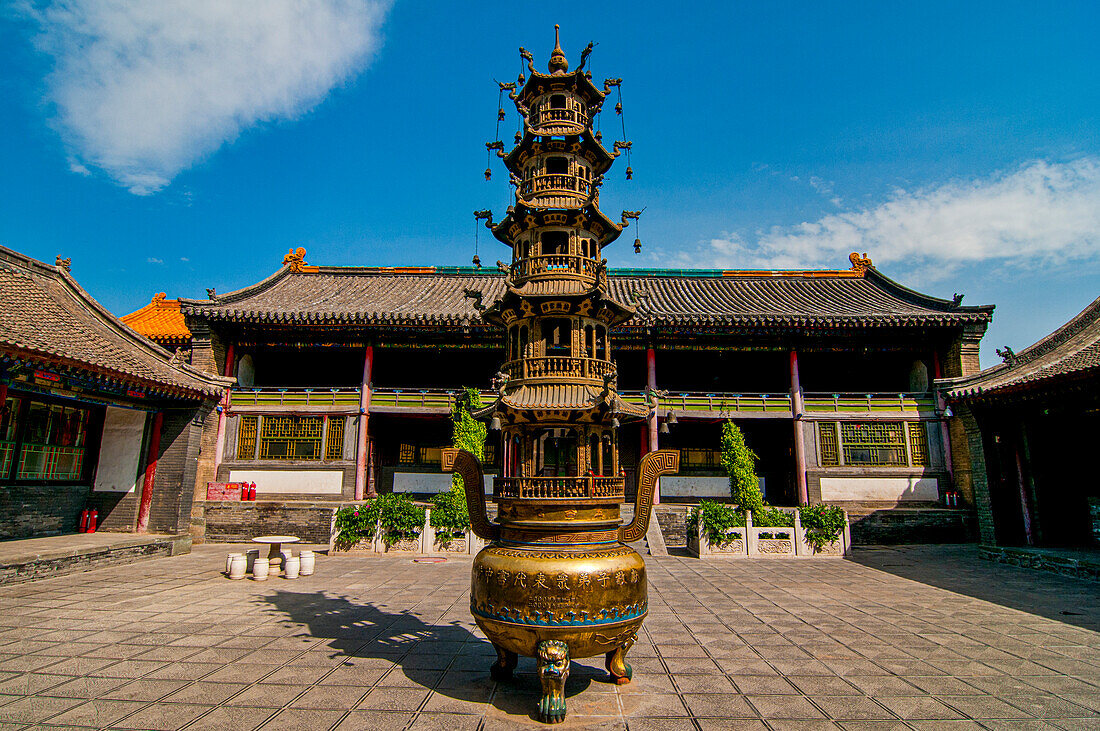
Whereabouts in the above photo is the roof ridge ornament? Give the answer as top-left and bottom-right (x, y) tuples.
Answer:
(55, 255), (71, 272)
(548, 24), (568, 74)
(848, 252), (873, 273)
(152, 292), (167, 304)
(283, 247), (309, 272)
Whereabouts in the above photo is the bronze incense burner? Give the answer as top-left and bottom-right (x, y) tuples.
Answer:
(443, 27), (679, 724)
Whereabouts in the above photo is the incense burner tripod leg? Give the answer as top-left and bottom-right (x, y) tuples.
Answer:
(490, 643), (518, 681)
(605, 632), (636, 684)
(536, 640), (569, 724)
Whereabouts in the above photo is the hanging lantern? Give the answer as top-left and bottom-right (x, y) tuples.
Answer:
(490, 415), (502, 431)
(633, 238), (642, 254)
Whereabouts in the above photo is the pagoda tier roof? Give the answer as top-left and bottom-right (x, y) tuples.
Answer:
(0, 246), (231, 399)
(121, 293), (191, 344)
(517, 69), (606, 109)
(177, 257), (993, 332)
(491, 202), (623, 246)
(502, 131), (615, 175)
(475, 383), (648, 422)
(940, 295), (1099, 401)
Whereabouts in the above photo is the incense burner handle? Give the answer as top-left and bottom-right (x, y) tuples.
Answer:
(442, 448), (500, 541)
(619, 450), (679, 543)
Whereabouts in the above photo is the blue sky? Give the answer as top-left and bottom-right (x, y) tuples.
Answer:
(2, 1), (1098, 368)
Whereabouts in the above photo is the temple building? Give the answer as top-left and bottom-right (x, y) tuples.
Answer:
(940, 295), (1100, 548)
(0, 246), (231, 539)
(122, 246), (993, 544)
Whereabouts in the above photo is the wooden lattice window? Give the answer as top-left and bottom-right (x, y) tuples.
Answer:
(398, 443), (415, 463)
(237, 416), (257, 460)
(418, 447), (442, 465)
(325, 417), (345, 460)
(840, 422), (907, 466)
(818, 422), (839, 466)
(259, 416), (323, 460)
(483, 444), (496, 465)
(907, 422), (929, 466)
(16, 402), (90, 480)
(681, 448), (722, 470)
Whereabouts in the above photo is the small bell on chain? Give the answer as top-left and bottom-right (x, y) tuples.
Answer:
(633, 238), (642, 254)
(518, 72), (525, 85)
(625, 166), (633, 180)
(514, 130), (522, 144)
(472, 254), (482, 268)
(498, 108), (506, 122)
(484, 168), (492, 181)
(615, 101), (623, 115)
(595, 130), (602, 142)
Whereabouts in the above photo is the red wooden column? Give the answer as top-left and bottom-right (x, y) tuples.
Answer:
(0, 383), (7, 411)
(211, 342), (235, 471)
(646, 345), (660, 504)
(790, 350), (809, 505)
(136, 411), (163, 533)
(355, 345), (374, 500)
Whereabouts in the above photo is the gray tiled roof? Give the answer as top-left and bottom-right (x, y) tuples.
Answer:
(0, 246), (231, 398)
(180, 265), (992, 329)
(942, 295), (1100, 399)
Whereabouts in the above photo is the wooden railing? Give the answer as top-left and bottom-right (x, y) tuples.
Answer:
(520, 174), (591, 199)
(803, 392), (936, 414)
(619, 390), (936, 415)
(511, 254), (599, 281)
(500, 357), (614, 381)
(229, 388), (361, 408)
(529, 107), (589, 128)
(494, 476), (624, 500)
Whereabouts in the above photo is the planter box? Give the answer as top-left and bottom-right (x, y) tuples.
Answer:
(383, 536), (421, 553)
(329, 507), (483, 556)
(434, 536), (468, 553)
(690, 508), (852, 559)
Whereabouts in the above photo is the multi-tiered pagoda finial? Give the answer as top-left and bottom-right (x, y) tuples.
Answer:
(449, 28), (678, 726)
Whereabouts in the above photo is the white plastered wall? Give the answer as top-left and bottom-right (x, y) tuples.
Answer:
(93, 407), (146, 493)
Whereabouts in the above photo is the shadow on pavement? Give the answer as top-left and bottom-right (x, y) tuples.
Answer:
(257, 590), (597, 720)
(849, 544), (1100, 631)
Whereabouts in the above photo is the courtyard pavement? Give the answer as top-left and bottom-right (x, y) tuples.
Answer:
(0, 545), (1096, 730)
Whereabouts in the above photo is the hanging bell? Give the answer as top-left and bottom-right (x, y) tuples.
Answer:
(615, 102), (623, 114)
(610, 417), (621, 429)
(490, 415), (502, 431)
(659, 420), (670, 435)
(484, 168), (492, 181)
(667, 411), (678, 425)
(633, 238), (642, 254)
(498, 108), (506, 122)
(514, 130), (522, 144)
(518, 72), (525, 84)
(472, 254), (481, 268)
(625, 166), (633, 180)
(595, 130), (602, 142)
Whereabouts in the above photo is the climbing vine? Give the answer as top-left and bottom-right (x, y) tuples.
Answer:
(721, 420), (762, 514)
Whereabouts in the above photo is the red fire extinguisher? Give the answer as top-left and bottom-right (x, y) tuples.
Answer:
(78, 509), (89, 533)
(248, 482), (257, 501)
(87, 508), (98, 533)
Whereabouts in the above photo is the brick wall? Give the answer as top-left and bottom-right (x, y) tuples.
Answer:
(0, 484), (91, 538)
(655, 505), (690, 546)
(144, 407), (206, 535)
(847, 508), (976, 544)
(203, 502), (338, 543)
(957, 403), (996, 544)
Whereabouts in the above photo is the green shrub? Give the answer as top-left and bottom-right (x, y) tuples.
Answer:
(687, 500), (746, 546)
(721, 421), (762, 513)
(430, 485), (470, 544)
(798, 504), (847, 551)
(753, 506), (795, 528)
(375, 493), (426, 546)
(451, 387), (487, 493)
(335, 494), (426, 548)
(334, 503), (377, 549)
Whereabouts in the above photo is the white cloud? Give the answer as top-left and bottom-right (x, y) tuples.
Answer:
(147, 257), (163, 264)
(689, 158), (1100, 279)
(23, 0), (391, 194)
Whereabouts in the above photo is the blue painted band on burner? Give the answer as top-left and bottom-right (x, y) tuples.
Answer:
(471, 602), (647, 627)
